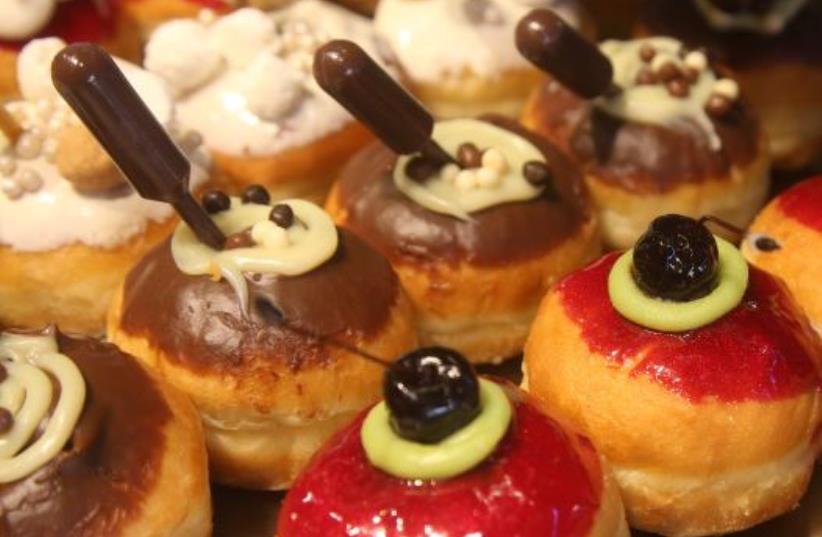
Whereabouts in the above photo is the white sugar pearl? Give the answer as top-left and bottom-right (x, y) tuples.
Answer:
(684, 51), (707, 72)
(0, 155), (16, 176)
(14, 132), (43, 159)
(476, 167), (501, 188)
(1, 179), (22, 199)
(441, 163), (460, 182)
(713, 78), (739, 100)
(481, 148), (508, 174)
(455, 170), (478, 190)
(198, 9), (217, 24)
(42, 137), (58, 162)
(17, 168), (42, 192)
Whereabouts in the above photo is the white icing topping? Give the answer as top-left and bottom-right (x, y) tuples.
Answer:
(0, 330), (86, 483)
(0, 0), (57, 41)
(171, 198), (338, 311)
(597, 37), (739, 151)
(694, 0), (807, 34)
(394, 119), (544, 220)
(375, 0), (580, 83)
(0, 39), (210, 252)
(145, 2), (393, 157)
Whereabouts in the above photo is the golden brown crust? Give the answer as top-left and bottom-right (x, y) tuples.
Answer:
(0, 49), (18, 98)
(0, 216), (177, 335)
(524, 290), (822, 536)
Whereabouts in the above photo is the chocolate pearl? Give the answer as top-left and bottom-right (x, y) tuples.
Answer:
(270, 203), (294, 228)
(241, 184), (271, 205)
(405, 156), (440, 182)
(0, 408), (13, 434)
(456, 143), (482, 168)
(657, 62), (681, 83)
(201, 189), (230, 214)
(755, 236), (781, 252)
(639, 44), (656, 63)
(667, 79), (690, 98)
(706, 94), (733, 117)
(635, 68), (657, 86)
(523, 160), (553, 187)
(224, 229), (255, 249)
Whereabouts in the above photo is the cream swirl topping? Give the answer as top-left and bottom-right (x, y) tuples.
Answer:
(693, 0), (807, 34)
(0, 0), (57, 41)
(394, 119), (545, 220)
(171, 198), (338, 311)
(0, 329), (86, 483)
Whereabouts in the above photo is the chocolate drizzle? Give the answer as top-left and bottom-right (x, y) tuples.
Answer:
(120, 230), (399, 372)
(335, 116), (591, 266)
(0, 333), (171, 537)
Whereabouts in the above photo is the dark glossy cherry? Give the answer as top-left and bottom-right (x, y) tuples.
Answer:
(201, 189), (230, 214)
(632, 214), (719, 301)
(385, 347), (480, 444)
(241, 184), (271, 205)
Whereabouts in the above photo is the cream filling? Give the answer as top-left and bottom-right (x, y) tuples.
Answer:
(693, 0), (807, 34)
(0, 331), (86, 483)
(0, 0), (57, 41)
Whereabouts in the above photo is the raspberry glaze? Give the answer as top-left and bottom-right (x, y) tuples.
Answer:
(278, 386), (605, 537)
(559, 254), (821, 402)
(778, 176), (822, 232)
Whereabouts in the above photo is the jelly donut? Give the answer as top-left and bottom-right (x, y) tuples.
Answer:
(518, 11), (770, 249)
(143, 3), (392, 202)
(375, 0), (589, 119)
(0, 39), (209, 335)
(0, 327), (210, 537)
(743, 176), (822, 336)
(107, 191), (417, 489)
(636, 0), (822, 168)
(524, 214), (822, 536)
(278, 346), (629, 537)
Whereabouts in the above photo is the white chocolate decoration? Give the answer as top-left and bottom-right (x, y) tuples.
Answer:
(0, 330), (86, 483)
(171, 198), (338, 311)
(597, 37), (741, 151)
(694, 0), (807, 34)
(375, 0), (581, 83)
(145, 2), (394, 157)
(394, 119), (545, 220)
(0, 0), (57, 40)
(0, 39), (210, 252)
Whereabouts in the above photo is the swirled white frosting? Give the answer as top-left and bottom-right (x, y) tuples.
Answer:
(0, 329), (86, 483)
(144, 2), (394, 157)
(597, 37), (739, 151)
(0, 0), (57, 41)
(694, 0), (807, 34)
(375, 0), (581, 83)
(171, 198), (338, 311)
(0, 38), (210, 252)
(394, 119), (545, 220)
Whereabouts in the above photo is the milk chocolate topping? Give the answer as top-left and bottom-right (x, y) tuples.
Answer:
(0, 333), (171, 537)
(120, 230), (399, 372)
(527, 83), (760, 192)
(335, 116), (591, 266)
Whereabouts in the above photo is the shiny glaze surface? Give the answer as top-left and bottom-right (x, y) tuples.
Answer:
(0, 333), (172, 537)
(279, 386), (604, 537)
(120, 230), (399, 372)
(559, 253), (821, 402)
(527, 83), (760, 193)
(335, 115), (591, 267)
(778, 175), (822, 232)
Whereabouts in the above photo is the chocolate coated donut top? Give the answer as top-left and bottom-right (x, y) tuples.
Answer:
(527, 81), (761, 193)
(335, 115), (591, 267)
(0, 332), (172, 537)
(120, 229), (400, 372)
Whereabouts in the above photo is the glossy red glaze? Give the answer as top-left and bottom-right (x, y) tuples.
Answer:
(279, 387), (605, 537)
(558, 253), (821, 403)
(778, 176), (822, 232)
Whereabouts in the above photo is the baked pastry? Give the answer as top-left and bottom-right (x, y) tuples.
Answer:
(0, 326), (210, 537)
(524, 214), (822, 536)
(143, 2), (391, 201)
(0, 38), (209, 335)
(518, 10), (770, 249)
(742, 175), (822, 336)
(636, 0), (822, 169)
(374, 0), (588, 119)
(279, 346), (629, 537)
(316, 40), (600, 364)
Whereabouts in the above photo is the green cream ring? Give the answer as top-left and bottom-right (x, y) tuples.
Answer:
(608, 236), (749, 332)
(361, 379), (512, 481)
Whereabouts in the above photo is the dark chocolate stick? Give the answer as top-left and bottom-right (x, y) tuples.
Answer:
(51, 43), (225, 250)
(314, 39), (455, 164)
(516, 9), (614, 99)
